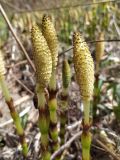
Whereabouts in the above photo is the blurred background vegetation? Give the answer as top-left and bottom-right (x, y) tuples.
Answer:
(0, 0), (120, 45)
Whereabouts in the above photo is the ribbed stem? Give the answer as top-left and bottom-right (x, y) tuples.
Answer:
(82, 99), (91, 160)
(48, 72), (59, 152)
(83, 100), (90, 125)
(0, 76), (11, 102)
(0, 76), (28, 157)
(49, 71), (56, 91)
(37, 88), (51, 160)
(96, 63), (100, 73)
(59, 88), (68, 145)
(60, 58), (71, 145)
(81, 132), (91, 160)
(73, 32), (94, 160)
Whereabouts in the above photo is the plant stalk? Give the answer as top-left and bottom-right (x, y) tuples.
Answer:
(59, 88), (69, 145)
(81, 99), (91, 160)
(48, 71), (60, 152)
(37, 87), (51, 160)
(83, 100), (90, 125)
(81, 132), (91, 160)
(0, 76), (28, 157)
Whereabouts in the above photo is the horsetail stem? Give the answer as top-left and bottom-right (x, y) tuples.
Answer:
(81, 132), (92, 160)
(37, 87), (51, 160)
(0, 50), (28, 157)
(31, 24), (52, 160)
(93, 32), (104, 118)
(83, 100), (91, 126)
(42, 15), (60, 152)
(73, 32), (94, 160)
(96, 31), (105, 72)
(60, 59), (71, 144)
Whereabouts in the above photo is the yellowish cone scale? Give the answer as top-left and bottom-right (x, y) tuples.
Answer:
(31, 24), (52, 89)
(0, 50), (6, 78)
(42, 15), (58, 72)
(96, 32), (105, 63)
(73, 32), (94, 101)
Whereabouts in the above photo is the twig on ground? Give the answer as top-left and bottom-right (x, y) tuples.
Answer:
(99, 127), (120, 140)
(67, 119), (82, 131)
(92, 144), (106, 152)
(96, 139), (120, 160)
(60, 150), (69, 160)
(13, 75), (34, 96)
(14, 95), (32, 106)
(0, 128), (19, 139)
(51, 131), (82, 160)
(0, 4), (35, 71)
(6, 60), (28, 68)
(25, 109), (38, 133)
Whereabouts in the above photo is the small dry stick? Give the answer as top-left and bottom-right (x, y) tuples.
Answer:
(51, 131), (82, 160)
(0, 4), (35, 71)
(67, 119), (82, 131)
(96, 139), (120, 160)
(6, 60), (27, 68)
(13, 75), (34, 96)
